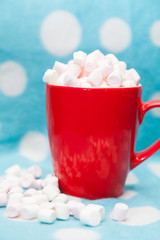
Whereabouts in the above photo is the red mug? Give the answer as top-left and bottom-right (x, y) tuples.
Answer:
(46, 84), (160, 199)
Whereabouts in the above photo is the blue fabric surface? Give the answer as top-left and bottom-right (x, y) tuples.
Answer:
(0, 0), (160, 239)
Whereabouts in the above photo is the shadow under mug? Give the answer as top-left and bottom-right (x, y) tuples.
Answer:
(46, 84), (160, 199)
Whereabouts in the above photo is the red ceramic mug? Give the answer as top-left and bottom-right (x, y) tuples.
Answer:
(46, 84), (160, 199)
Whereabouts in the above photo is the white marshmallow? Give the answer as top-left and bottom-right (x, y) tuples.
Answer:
(20, 173), (36, 189)
(0, 192), (8, 207)
(98, 64), (113, 78)
(53, 61), (68, 74)
(6, 202), (22, 218)
(40, 202), (55, 210)
(124, 68), (140, 84)
(56, 73), (79, 87)
(99, 81), (109, 88)
(66, 200), (78, 215)
(73, 51), (87, 67)
(5, 165), (21, 177)
(122, 80), (137, 87)
(33, 194), (48, 205)
(71, 202), (85, 219)
(106, 54), (119, 66)
(24, 188), (39, 197)
(21, 204), (40, 220)
(0, 181), (10, 193)
(88, 69), (103, 87)
(43, 69), (59, 84)
(107, 71), (122, 87)
(80, 204), (105, 227)
(34, 179), (43, 190)
(67, 63), (81, 77)
(22, 196), (37, 205)
(111, 203), (128, 221)
(27, 166), (42, 179)
(42, 184), (60, 201)
(90, 50), (104, 60)
(55, 202), (69, 220)
(8, 193), (23, 204)
(84, 55), (97, 73)
(42, 175), (59, 188)
(8, 186), (23, 195)
(114, 61), (127, 75)
(54, 193), (68, 204)
(38, 209), (56, 224)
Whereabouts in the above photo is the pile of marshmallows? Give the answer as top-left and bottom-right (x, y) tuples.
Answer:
(43, 50), (140, 88)
(0, 165), (128, 226)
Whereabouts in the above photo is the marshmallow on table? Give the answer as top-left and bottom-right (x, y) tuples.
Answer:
(80, 204), (105, 227)
(6, 202), (22, 218)
(53, 61), (68, 74)
(71, 202), (85, 219)
(33, 194), (48, 205)
(0, 192), (8, 207)
(42, 184), (60, 201)
(8, 193), (23, 204)
(22, 196), (37, 206)
(20, 173), (36, 189)
(73, 51), (87, 67)
(27, 166), (42, 179)
(5, 165), (21, 177)
(24, 188), (39, 197)
(38, 209), (56, 224)
(122, 80), (137, 87)
(88, 69), (103, 87)
(124, 68), (140, 84)
(21, 204), (40, 220)
(43, 69), (59, 84)
(67, 63), (81, 77)
(55, 202), (69, 220)
(42, 175), (59, 188)
(66, 200), (78, 215)
(8, 186), (23, 195)
(54, 193), (68, 204)
(111, 203), (128, 221)
(40, 202), (55, 210)
(107, 71), (122, 87)
(0, 181), (10, 193)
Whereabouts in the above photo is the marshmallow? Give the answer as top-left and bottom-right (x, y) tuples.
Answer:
(73, 51), (87, 67)
(80, 204), (105, 227)
(54, 193), (68, 204)
(122, 80), (137, 87)
(5, 165), (21, 177)
(90, 50), (104, 60)
(43, 69), (59, 84)
(8, 193), (23, 204)
(98, 64), (113, 78)
(71, 202), (85, 219)
(8, 186), (23, 195)
(33, 194), (48, 205)
(53, 61), (68, 74)
(21, 204), (40, 220)
(84, 55), (97, 73)
(114, 61), (127, 75)
(67, 63), (81, 77)
(6, 202), (22, 218)
(107, 71), (122, 87)
(106, 54), (119, 65)
(34, 179), (43, 190)
(27, 166), (42, 179)
(22, 197), (37, 205)
(99, 81), (109, 88)
(20, 173), (36, 189)
(66, 200), (78, 215)
(0, 192), (8, 207)
(24, 188), (39, 197)
(79, 77), (92, 88)
(0, 181), (10, 193)
(124, 68), (140, 84)
(42, 184), (60, 201)
(38, 209), (56, 224)
(56, 73), (79, 87)
(88, 69), (103, 87)
(111, 203), (128, 221)
(42, 175), (58, 188)
(55, 202), (69, 220)
(40, 202), (55, 210)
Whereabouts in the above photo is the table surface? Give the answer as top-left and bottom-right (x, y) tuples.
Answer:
(0, 149), (160, 240)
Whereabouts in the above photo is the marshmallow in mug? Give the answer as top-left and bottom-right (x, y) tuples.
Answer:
(43, 50), (140, 88)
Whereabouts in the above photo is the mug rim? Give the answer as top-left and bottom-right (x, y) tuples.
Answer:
(46, 83), (142, 90)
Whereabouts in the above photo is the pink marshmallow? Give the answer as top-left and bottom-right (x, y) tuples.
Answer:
(6, 202), (22, 218)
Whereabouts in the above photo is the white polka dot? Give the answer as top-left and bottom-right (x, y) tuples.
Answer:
(119, 190), (138, 200)
(100, 18), (132, 53)
(19, 132), (49, 162)
(122, 206), (160, 226)
(53, 228), (100, 240)
(148, 162), (160, 177)
(150, 21), (160, 46)
(150, 92), (160, 117)
(0, 61), (27, 97)
(41, 11), (82, 56)
(125, 172), (138, 185)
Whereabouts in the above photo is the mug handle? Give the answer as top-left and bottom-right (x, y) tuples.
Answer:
(131, 99), (160, 169)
